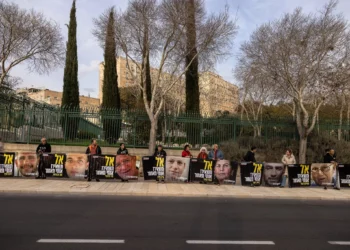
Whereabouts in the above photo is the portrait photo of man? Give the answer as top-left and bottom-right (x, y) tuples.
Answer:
(165, 156), (189, 182)
(311, 163), (336, 186)
(263, 163), (285, 186)
(214, 159), (233, 184)
(15, 152), (38, 177)
(115, 154), (138, 181)
(65, 153), (89, 178)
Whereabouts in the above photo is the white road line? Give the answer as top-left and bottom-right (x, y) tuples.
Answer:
(37, 239), (125, 244)
(329, 241), (350, 245)
(186, 240), (275, 245)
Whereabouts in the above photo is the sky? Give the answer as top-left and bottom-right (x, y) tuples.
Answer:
(8, 0), (350, 98)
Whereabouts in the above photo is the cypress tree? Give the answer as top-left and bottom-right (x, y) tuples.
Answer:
(185, 0), (200, 144)
(61, 0), (80, 140)
(102, 8), (121, 144)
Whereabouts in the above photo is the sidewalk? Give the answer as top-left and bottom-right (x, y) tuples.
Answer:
(0, 178), (350, 200)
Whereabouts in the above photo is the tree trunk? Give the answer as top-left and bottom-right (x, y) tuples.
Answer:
(148, 118), (158, 155)
(299, 137), (307, 164)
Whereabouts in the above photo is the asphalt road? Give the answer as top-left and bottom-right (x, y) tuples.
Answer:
(0, 194), (349, 250)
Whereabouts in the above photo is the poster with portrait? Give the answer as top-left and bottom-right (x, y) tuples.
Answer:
(142, 156), (165, 181)
(338, 164), (350, 187)
(240, 162), (263, 186)
(190, 158), (214, 183)
(0, 152), (15, 177)
(115, 155), (139, 181)
(165, 156), (190, 182)
(310, 163), (336, 187)
(90, 154), (115, 179)
(213, 160), (238, 185)
(65, 153), (89, 179)
(263, 162), (285, 187)
(287, 164), (310, 187)
(14, 152), (39, 177)
(41, 153), (65, 177)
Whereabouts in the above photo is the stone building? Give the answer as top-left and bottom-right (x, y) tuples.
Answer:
(99, 57), (239, 116)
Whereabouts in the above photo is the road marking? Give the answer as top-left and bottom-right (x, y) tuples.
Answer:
(329, 241), (350, 245)
(186, 240), (275, 245)
(37, 239), (125, 244)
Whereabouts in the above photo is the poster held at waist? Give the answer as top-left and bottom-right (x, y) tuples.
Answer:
(287, 164), (310, 187)
(213, 160), (238, 185)
(240, 162), (263, 186)
(41, 153), (65, 177)
(115, 155), (139, 181)
(142, 156), (165, 181)
(190, 158), (214, 183)
(310, 163), (336, 187)
(165, 156), (190, 182)
(90, 154), (115, 179)
(336, 164), (350, 187)
(0, 152), (15, 177)
(263, 162), (285, 187)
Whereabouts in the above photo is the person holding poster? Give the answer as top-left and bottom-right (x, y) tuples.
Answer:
(165, 156), (190, 182)
(86, 139), (102, 182)
(115, 154), (138, 182)
(182, 145), (192, 158)
(263, 163), (285, 186)
(208, 144), (224, 160)
(281, 149), (296, 187)
(154, 145), (166, 158)
(311, 163), (336, 186)
(243, 146), (257, 162)
(214, 159), (233, 184)
(15, 152), (38, 177)
(117, 143), (128, 155)
(197, 147), (208, 159)
(35, 137), (51, 179)
(65, 153), (89, 179)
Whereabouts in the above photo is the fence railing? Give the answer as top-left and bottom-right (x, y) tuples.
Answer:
(1, 107), (349, 148)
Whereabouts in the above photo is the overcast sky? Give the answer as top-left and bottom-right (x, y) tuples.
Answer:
(9, 0), (350, 98)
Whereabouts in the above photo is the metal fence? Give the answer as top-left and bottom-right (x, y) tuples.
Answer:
(1, 105), (349, 149)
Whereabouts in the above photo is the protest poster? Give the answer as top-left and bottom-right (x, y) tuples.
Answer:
(338, 164), (350, 187)
(165, 156), (190, 182)
(240, 162), (263, 186)
(287, 164), (310, 187)
(263, 162), (285, 187)
(0, 152), (15, 177)
(213, 160), (238, 184)
(90, 154), (115, 179)
(142, 156), (165, 181)
(115, 155), (139, 181)
(190, 158), (214, 183)
(310, 163), (336, 187)
(14, 152), (38, 177)
(65, 153), (89, 179)
(41, 153), (65, 177)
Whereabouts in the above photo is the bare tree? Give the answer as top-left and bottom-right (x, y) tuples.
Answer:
(94, 0), (237, 154)
(0, 0), (65, 87)
(237, 0), (350, 163)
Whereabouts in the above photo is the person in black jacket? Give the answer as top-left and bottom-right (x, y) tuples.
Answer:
(324, 148), (336, 163)
(243, 146), (257, 162)
(117, 143), (128, 155)
(35, 137), (51, 179)
(154, 145), (167, 158)
(86, 139), (102, 182)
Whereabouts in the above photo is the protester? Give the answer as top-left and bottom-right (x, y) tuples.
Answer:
(154, 145), (166, 158)
(197, 147), (208, 159)
(85, 139), (102, 182)
(0, 137), (4, 152)
(243, 146), (257, 162)
(35, 137), (51, 179)
(208, 144), (224, 160)
(324, 148), (336, 163)
(182, 144), (192, 158)
(280, 149), (296, 187)
(117, 143), (129, 155)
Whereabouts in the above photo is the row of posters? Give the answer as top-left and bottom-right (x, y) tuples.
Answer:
(1, 152), (350, 187)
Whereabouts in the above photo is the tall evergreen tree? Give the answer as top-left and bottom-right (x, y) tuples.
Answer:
(185, 0), (200, 144)
(102, 8), (121, 144)
(61, 0), (80, 140)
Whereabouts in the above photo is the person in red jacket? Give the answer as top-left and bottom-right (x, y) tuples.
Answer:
(197, 147), (208, 159)
(182, 145), (192, 158)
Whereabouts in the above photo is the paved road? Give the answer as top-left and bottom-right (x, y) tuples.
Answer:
(0, 194), (349, 250)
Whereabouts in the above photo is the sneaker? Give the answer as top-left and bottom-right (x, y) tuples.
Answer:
(96, 179), (100, 182)
(87, 178), (91, 182)
(35, 176), (41, 179)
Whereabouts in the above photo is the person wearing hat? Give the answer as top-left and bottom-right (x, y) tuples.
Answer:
(197, 147), (208, 159)
(154, 145), (167, 158)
